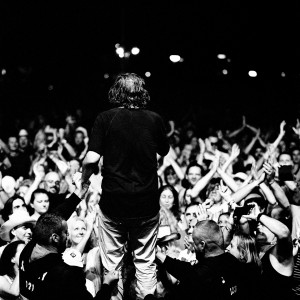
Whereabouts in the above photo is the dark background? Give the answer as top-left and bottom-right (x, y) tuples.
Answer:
(1, 1), (300, 135)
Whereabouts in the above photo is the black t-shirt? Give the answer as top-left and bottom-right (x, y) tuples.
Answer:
(88, 108), (169, 218)
(163, 253), (243, 300)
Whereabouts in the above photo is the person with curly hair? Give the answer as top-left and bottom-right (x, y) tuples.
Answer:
(81, 73), (169, 299)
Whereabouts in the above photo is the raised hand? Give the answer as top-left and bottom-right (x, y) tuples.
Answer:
(292, 118), (300, 137)
(280, 120), (286, 135)
(230, 144), (240, 160)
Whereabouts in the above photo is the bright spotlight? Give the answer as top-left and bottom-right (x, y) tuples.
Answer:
(217, 54), (226, 59)
(104, 73), (109, 79)
(145, 72), (151, 77)
(169, 55), (181, 63)
(222, 69), (228, 75)
(131, 47), (140, 55)
(281, 72), (286, 77)
(116, 47), (125, 58)
(248, 70), (257, 77)
(1, 69), (6, 75)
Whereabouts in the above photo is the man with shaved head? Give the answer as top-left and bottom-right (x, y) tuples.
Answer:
(155, 220), (243, 299)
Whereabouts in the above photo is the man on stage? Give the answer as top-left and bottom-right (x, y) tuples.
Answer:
(81, 73), (170, 299)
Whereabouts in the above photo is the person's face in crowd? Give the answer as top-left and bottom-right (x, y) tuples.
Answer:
(31, 193), (50, 215)
(57, 221), (68, 252)
(160, 188), (175, 210)
(18, 186), (29, 198)
(218, 214), (230, 229)
(256, 222), (276, 245)
(74, 132), (84, 145)
(182, 144), (192, 160)
(8, 137), (18, 152)
(187, 166), (202, 187)
(233, 178), (244, 187)
(87, 193), (100, 210)
(292, 149), (300, 164)
(69, 219), (86, 246)
(278, 153), (293, 166)
(190, 137), (198, 149)
(254, 147), (263, 159)
(12, 199), (27, 214)
(11, 223), (33, 244)
(165, 169), (178, 186)
(185, 205), (198, 225)
(13, 243), (26, 267)
(187, 218), (198, 239)
(279, 140), (287, 153)
(19, 135), (29, 149)
(208, 136), (218, 151)
(69, 160), (81, 176)
(227, 235), (240, 259)
(44, 172), (60, 194)
(208, 184), (222, 203)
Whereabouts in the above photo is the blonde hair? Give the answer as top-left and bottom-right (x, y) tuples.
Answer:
(233, 233), (261, 268)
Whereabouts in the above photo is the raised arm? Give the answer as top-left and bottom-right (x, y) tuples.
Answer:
(189, 153), (220, 198)
(226, 115), (247, 139)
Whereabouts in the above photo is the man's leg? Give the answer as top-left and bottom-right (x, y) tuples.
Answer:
(98, 210), (127, 299)
(129, 213), (160, 299)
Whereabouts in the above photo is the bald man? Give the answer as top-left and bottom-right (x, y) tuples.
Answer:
(154, 220), (243, 300)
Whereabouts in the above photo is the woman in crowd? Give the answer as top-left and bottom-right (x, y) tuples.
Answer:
(1, 195), (28, 222)
(0, 240), (25, 299)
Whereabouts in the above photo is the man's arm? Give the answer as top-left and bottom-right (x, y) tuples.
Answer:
(81, 151), (101, 184)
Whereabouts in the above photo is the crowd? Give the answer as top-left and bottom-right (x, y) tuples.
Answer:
(0, 90), (300, 299)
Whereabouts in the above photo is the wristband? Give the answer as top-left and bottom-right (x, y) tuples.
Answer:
(256, 213), (264, 223)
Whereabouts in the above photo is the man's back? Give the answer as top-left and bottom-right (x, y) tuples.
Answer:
(88, 107), (169, 218)
(163, 252), (243, 300)
(20, 241), (93, 300)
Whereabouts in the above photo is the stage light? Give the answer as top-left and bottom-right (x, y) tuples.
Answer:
(104, 73), (109, 79)
(281, 72), (286, 77)
(1, 69), (6, 75)
(248, 70), (257, 77)
(222, 69), (228, 75)
(145, 72), (151, 77)
(217, 54), (226, 59)
(169, 55), (181, 63)
(115, 43), (120, 49)
(116, 47), (125, 58)
(131, 47), (140, 55)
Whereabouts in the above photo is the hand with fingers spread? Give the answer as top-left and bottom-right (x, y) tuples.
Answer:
(196, 203), (209, 221)
(292, 118), (300, 137)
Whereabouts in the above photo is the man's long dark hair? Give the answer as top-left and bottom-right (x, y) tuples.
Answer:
(108, 73), (150, 109)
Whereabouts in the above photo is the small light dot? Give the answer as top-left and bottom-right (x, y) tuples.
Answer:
(217, 54), (226, 59)
(48, 85), (54, 91)
(281, 72), (286, 77)
(222, 69), (228, 75)
(124, 52), (130, 58)
(1, 69), (6, 75)
(104, 73), (109, 79)
(248, 70), (257, 77)
(145, 72), (151, 77)
(131, 47), (140, 55)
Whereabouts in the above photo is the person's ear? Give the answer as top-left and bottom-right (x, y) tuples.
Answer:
(50, 233), (59, 244)
(11, 229), (16, 237)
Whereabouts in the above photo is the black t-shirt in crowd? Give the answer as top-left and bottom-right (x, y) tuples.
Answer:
(88, 107), (169, 219)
